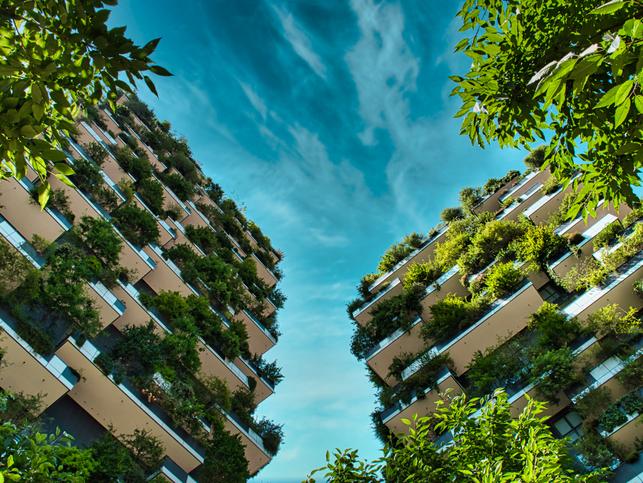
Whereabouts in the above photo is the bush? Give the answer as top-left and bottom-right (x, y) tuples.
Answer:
(114, 147), (152, 180)
(617, 357), (642, 391)
(111, 203), (160, 247)
(255, 418), (283, 455)
(528, 302), (582, 352)
(523, 146), (546, 170)
(186, 225), (220, 253)
(47, 189), (75, 223)
(377, 233), (425, 274)
(466, 337), (526, 397)
(201, 420), (249, 483)
(424, 293), (487, 343)
(593, 221), (624, 250)
(83, 142), (107, 165)
(483, 261), (524, 299)
(587, 304), (641, 337)
(75, 216), (122, 266)
(598, 405), (628, 433)
(619, 391), (643, 416)
(160, 172), (193, 201)
(512, 223), (567, 271)
(136, 177), (164, 216)
(459, 187), (482, 213)
(440, 207), (464, 223)
(574, 431), (616, 469)
(205, 179), (224, 203)
(635, 279), (643, 297)
(540, 174), (560, 195)
(575, 387), (612, 423)
(530, 348), (575, 402)
(403, 260), (442, 290)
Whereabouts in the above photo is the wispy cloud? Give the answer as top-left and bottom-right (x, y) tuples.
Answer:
(272, 6), (327, 80)
(240, 81), (268, 120)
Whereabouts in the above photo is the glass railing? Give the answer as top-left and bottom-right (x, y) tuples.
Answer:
(365, 316), (422, 361)
(0, 216), (46, 268)
(499, 170), (539, 202)
(88, 281), (126, 316)
(243, 309), (277, 344)
(221, 407), (270, 456)
(17, 178), (73, 231)
(110, 225), (156, 269)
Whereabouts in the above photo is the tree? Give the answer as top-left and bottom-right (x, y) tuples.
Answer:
(0, 0), (171, 206)
(440, 206), (464, 223)
(451, 0), (642, 219)
(306, 389), (607, 482)
(111, 203), (160, 247)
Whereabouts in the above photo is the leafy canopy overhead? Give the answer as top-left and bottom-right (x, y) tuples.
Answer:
(306, 389), (606, 482)
(451, 0), (642, 219)
(0, 0), (171, 206)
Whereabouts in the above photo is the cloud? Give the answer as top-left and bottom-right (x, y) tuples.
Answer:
(240, 81), (268, 119)
(272, 6), (327, 80)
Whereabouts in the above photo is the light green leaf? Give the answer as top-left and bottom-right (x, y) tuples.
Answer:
(615, 80), (633, 106)
(615, 98), (630, 127)
(19, 125), (37, 138)
(595, 84), (619, 108)
(591, 0), (625, 15)
(634, 95), (643, 114)
(37, 182), (51, 208)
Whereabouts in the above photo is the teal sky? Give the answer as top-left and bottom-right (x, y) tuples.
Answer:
(111, 1), (525, 481)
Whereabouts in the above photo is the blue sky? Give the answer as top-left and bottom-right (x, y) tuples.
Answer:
(111, 1), (525, 480)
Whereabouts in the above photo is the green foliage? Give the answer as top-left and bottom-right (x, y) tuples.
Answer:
(512, 222), (567, 271)
(136, 177), (164, 216)
(598, 405), (628, 433)
(587, 304), (641, 337)
(70, 158), (119, 211)
(619, 391), (643, 415)
(114, 147), (153, 180)
(482, 261), (524, 299)
(423, 293), (488, 343)
(84, 141), (107, 166)
(440, 206), (464, 223)
(617, 356), (643, 391)
(0, 1), (170, 207)
(307, 389), (605, 482)
(482, 169), (521, 195)
(466, 337), (527, 397)
(574, 431), (616, 469)
(403, 259), (443, 290)
(530, 348), (576, 402)
(459, 186), (482, 213)
(541, 173), (561, 195)
(0, 237), (32, 297)
(593, 221), (625, 249)
(249, 355), (284, 387)
(575, 387), (613, 423)
(200, 420), (249, 483)
(111, 203), (160, 247)
(75, 216), (122, 266)
(452, 0), (642, 219)
(160, 172), (193, 201)
(46, 188), (75, 223)
(523, 146), (547, 170)
(186, 225), (220, 253)
(205, 179), (224, 204)
(377, 232), (425, 274)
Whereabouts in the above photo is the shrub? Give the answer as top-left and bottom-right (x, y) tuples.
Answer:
(593, 221), (624, 250)
(619, 392), (643, 416)
(635, 279), (643, 297)
(121, 429), (164, 473)
(598, 405), (628, 433)
(587, 304), (641, 337)
(47, 189), (75, 223)
(459, 187), (482, 213)
(512, 223), (567, 271)
(466, 337), (526, 397)
(83, 142), (107, 165)
(377, 233), (425, 274)
(523, 146), (546, 170)
(201, 420), (249, 483)
(160, 172), (193, 201)
(617, 357), (642, 391)
(0, 238), (32, 297)
(111, 203), (160, 247)
(483, 261), (524, 299)
(205, 179), (224, 203)
(114, 147), (152, 180)
(530, 348), (575, 402)
(574, 431), (616, 469)
(440, 207), (464, 223)
(357, 273), (379, 298)
(575, 387), (612, 423)
(75, 216), (122, 265)
(528, 302), (582, 351)
(424, 293), (487, 343)
(70, 158), (119, 211)
(540, 174), (560, 195)
(255, 418), (284, 455)
(403, 260), (442, 290)
(136, 177), (164, 216)
(186, 225), (220, 253)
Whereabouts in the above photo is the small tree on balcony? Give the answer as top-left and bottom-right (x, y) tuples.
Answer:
(111, 203), (160, 247)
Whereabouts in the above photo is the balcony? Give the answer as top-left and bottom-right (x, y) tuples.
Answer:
(234, 356), (275, 404)
(472, 173), (521, 215)
(369, 225), (450, 295)
(111, 282), (252, 397)
(131, 193), (176, 247)
(496, 181), (544, 221)
(380, 367), (464, 434)
(353, 278), (403, 326)
(562, 251), (643, 322)
(0, 309), (78, 409)
(182, 201), (212, 230)
(151, 173), (190, 221)
(498, 169), (549, 204)
(143, 244), (197, 297)
(0, 177), (68, 243)
(550, 214), (619, 279)
(56, 339), (205, 473)
(221, 408), (272, 475)
(405, 282), (543, 377)
(522, 175), (580, 225)
(250, 253), (278, 288)
(234, 309), (277, 356)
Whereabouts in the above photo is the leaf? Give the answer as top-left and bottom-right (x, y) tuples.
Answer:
(615, 98), (630, 127)
(591, 0), (625, 15)
(53, 162), (74, 175)
(615, 80), (633, 106)
(143, 75), (158, 97)
(19, 125), (37, 138)
(635, 95), (643, 114)
(32, 103), (44, 121)
(142, 37), (161, 55)
(43, 149), (67, 162)
(595, 84), (619, 108)
(38, 182), (51, 208)
(150, 65), (172, 77)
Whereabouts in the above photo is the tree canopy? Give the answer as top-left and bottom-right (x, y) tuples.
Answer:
(306, 389), (606, 482)
(451, 0), (642, 219)
(0, 0), (170, 206)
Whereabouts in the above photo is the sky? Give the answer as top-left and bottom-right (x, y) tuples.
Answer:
(110, 1), (525, 481)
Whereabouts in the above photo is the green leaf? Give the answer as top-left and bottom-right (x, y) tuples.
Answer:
(615, 80), (633, 106)
(32, 103), (44, 121)
(615, 98), (630, 127)
(19, 125), (37, 138)
(591, 0), (625, 15)
(150, 65), (172, 76)
(143, 75), (158, 96)
(53, 162), (74, 175)
(595, 84), (619, 108)
(634, 95), (643, 114)
(37, 182), (51, 208)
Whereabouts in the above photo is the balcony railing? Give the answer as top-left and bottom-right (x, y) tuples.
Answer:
(242, 309), (277, 345)
(0, 215), (46, 268)
(88, 280), (126, 316)
(352, 278), (401, 319)
(499, 170), (539, 202)
(17, 178), (73, 231)
(366, 316), (422, 361)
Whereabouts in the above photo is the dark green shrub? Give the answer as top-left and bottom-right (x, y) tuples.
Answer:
(574, 431), (616, 469)
(459, 187), (482, 213)
(523, 146), (546, 170)
(594, 221), (625, 250)
(114, 147), (152, 180)
(205, 179), (224, 204)
(598, 405), (627, 433)
(617, 357), (643, 391)
(619, 392), (643, 416)
(377, 233), (425, 274)
(160, 172), (193, 201)
(186, 225), (220, 253)
(440, 207), (464, 223)
(136, 177), (164, 216)
(530, 348), (575, 402)
(111, 203), (160, 247)
(575, 387), (612, 423)
(83, 142), (107, 165)
(424, 293), (488, 343)
(200, 420), (249, 483)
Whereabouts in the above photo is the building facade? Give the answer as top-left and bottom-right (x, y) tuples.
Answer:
(349, 167), (642, 480)
(0, 96), (285, 481)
